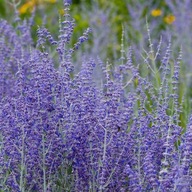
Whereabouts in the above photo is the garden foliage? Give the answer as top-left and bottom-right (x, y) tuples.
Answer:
(0, 1), (192, 192)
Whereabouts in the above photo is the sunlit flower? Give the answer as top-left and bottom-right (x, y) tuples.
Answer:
(164, 15), (176, 24)
(18, 0), (57, 14)
(44, 0), (56, 3)
(59, 9), (65, 15)
(18, 0), (36, 14)
(151, 9), (162, 17)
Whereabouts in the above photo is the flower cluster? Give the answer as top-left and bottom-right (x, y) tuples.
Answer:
(0, 1), (192, 192)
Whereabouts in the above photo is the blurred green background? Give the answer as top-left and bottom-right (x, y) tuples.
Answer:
(0, 0), (176, 57)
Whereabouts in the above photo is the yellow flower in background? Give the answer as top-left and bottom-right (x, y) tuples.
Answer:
(164, 15), (176, 24)
(59, 9), (65, 15)
(19, 0), (57, 14)
(44, 0), (56, 3)
(151, 9), (162, 17)
(19, 0), (36, 14)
